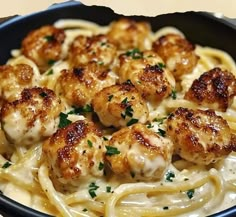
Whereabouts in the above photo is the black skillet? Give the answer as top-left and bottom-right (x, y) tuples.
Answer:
(0, 1), (236, 216)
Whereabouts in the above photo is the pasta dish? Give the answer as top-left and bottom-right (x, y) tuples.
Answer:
(0, 16), (236, 217)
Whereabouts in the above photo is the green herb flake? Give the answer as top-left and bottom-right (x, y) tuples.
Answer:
(106, 186), (111, 193)
(184, 178), (189, 181)
(125, 48), (143, 59)
(121, 97), (129, 105)
(105, 146), (120, 156)
(171, 89), (177, 100)
(147, 123), (153, 128)
(98, 162), (104, 171)
(58, 112), (72, 128)
(44, 35), (55, 42)
(82, 208), (88, 212)
(186, 189), (195, 199)
(88, 182), (99, 198)
(97, 61), (104, 65)
(39, 92), (47, 98)
(46, 69), (54, 75)
(165, 170), (175, 182)
(2, 161), (12, 169)
(127, 118), (138, 126)
(103, 136), (108, 141)
(87, 140), (93, 148)
(108, 95), (113, 102)
(157, 128), (166, 137)
(153, 117), (167, 125)
(157, 62), (166, 69)
(100, 42), (107, 46)
(48, 59), (56, 66)
(163, 206), (169, 210)
(69, 104), (93, 115)
(130, 171), (135, 178)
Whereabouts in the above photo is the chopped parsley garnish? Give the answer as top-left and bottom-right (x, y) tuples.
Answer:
(98, 162), (104, 171)
(163, 206), (169, 210)
(186, 189), (195, 199)
(105, 146), (120, 156)
(157, 128), (166, 137)
(106, 186), (111, 193)
(44, 35), (55, 42)
(157, 62), (166, 69)
(100, 42), (107, 46)
(184, 178), (189, 181)
(68, 104), (93, 115)
(153, 117), (167, 125)
(82, 208), (88, 212)
(39, 92), (47, 98)
(47, 59), (56, 66)
(165, 170), (175, 182)
(88, 182), (99, 198)
(127, 118), (138, 126)
(125, 48), (143, 59)
(58, 112), (72, 128)
(46, 69), (54, 75)
(87, 140), (93, 148)
(130, 171), (135, 178)
(108, 95), (113, 102)
(121, 105), (134, 119)
(171, 89), (177, 100)
(147, 122), (154, 128)
(2, 161), (12, 169)
(121, 97), (129, 105)
(103, 136), (108, 141)
(97, 61), (104, 65)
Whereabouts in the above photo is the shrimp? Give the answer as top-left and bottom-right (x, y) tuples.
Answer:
(166, 107), (236, 165)
(152, 33), (199, 79)
(105, 123), (174, 181)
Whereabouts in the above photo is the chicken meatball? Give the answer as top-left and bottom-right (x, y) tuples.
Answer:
(1, 87), (64, 146)
(118, 50), (175, 105)
(107, 18), (151, 50)
(92, 81), (149, 128)
(166, 107), (236, 165)
(68, 34), (117, 68)
(105, 123), (174, 181)
(152, 33), (199, 79)
(0, 64), (38, 102)
(43, 119), (106, 186)
(184, 67), (236, 112)
(21, 25), (65, 72)
(56, 63), (117, 107)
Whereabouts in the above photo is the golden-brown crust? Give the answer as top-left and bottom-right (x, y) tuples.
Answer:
(43, 119), (105, 186)
(56, 62), (117, 107)
(0, 64), (37, 102)
(118, 50), (175, 105)
(152, 33), (199, 79)
(166, 107), (236, 165)
(107, 18), (151, 50)
(92, 81), (149, 128)
(68, 34), (117, 68)
(184, 67), (236, 111)
(105, 123), (173, 180)
(21, 25), (65, 72)
(1, 87), (63, 145)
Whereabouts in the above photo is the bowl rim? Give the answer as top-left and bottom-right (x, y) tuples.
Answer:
(0, 1), (236, 217)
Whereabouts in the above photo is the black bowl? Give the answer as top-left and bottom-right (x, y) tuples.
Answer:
(0, 1), (236, 217)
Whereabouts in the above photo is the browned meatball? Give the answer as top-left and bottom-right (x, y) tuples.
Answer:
(152, 33), (199, 79)
(0, 64), (38, 102)
(68, 34), (117, 68)
(107, 18), (151, 50)
(105, 123), (173, 181)
(184, 67), (236, 112)
(92, 81), (149, 128)
(56, 63), (117, 107)
(1, 87), (64, 146)
(118, 50), (175, 105)
(21, 25), (65, 72)
(43, 119), (106, 186)
(166, 107), (236, 165)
